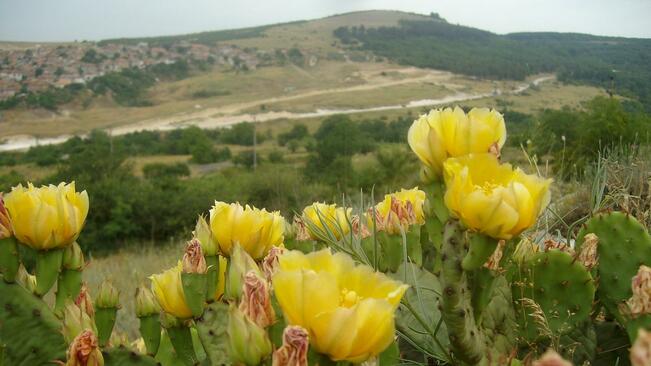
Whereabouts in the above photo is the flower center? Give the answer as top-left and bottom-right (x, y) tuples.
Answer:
(479, 182), (500, 194)
(340, 288), (360, 307)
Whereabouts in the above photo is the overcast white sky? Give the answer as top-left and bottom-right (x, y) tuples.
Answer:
(1, 0), (650, 42)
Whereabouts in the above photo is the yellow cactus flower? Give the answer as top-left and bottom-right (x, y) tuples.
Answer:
(3, 182), (89, 250)
(150, 262), (193, 319)
(370, 188), (426, 234)
(272, 248), (408, 363)
(296, 203), (351, 241)
(209, 201), (284, 260)
(408, 107), (506, 179)
(443, 153), (552, 240)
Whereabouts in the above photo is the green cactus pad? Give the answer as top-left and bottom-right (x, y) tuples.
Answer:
(576, 212), (651, 325)
(103, 347), (158, 365)
(0, 278), (67, 365)
(478, 275), (518, 365)
(0, 238), (19, 283)
(512, 250), (595, 341)
(195, 301), (230, 365)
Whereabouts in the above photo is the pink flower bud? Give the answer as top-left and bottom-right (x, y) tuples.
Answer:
(272, 326), (309, 366)
(369, 197), (418, 235)
(239, 271), (275, 328)
(182, 239), (207, 274)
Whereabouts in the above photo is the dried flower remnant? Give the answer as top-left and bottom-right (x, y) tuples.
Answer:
(577, 233), (599, 270)
(239, 271), (275, 328)
(262, 246), (285, 283)
(532, 349), (572, 366)
(631, 329), (651, 366)
(484, 240), (506, 271)
(626, 265), (651, 317)
(272, 326), (309, 366)
(66, 330), (104, 366)
(182, 239), (207, 274)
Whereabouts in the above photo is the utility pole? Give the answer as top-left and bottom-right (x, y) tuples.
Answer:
(252, 115), (257, 170)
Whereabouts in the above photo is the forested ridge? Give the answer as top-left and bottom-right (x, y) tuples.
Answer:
(334, 17), (651, 110)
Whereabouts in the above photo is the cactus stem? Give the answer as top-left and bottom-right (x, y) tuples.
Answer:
(34, 248), (64, 296)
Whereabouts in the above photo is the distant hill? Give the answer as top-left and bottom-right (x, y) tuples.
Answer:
(332, 14), (651, 110)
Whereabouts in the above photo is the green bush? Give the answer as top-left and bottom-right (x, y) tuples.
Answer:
(220, 122), (267, 146)
(143, 162), (190, 180)
(277, 124), (309, 146)
(268, 150), (284, 163)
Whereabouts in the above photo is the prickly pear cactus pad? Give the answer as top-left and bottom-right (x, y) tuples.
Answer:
(103, 347), (159, 366)
(195, 301), (230, 365)
(577, 212), (651, 323)
(512, 250), (595, 341)
(0, 278), (67, 365)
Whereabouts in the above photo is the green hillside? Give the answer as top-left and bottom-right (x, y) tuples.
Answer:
(334, 15), (651, 110)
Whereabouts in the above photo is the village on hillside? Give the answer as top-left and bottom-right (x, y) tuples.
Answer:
(0, 40), (261, 100)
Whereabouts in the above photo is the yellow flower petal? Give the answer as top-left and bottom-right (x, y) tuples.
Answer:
(409, 107), (507, 179)
(443, 154), (552, 239)
(4, 182), (89, 250)
(272, 248), (407, 362)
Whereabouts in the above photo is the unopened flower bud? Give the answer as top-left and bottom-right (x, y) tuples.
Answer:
(626, 265), (651, 317)
(16, 264), (37, 293)
(284, 219), (296, 241)
(262, 246), (285, 283)
(159, 311), (180, 329)
(0, 193), (12, 239)
(228, 306), (272, 366)
(95, 280), (120, 309)
(532, 350), (572, 366)
(131, 337), (147, 354)
(239, 271), (275, 328)
(135, 284), (159, 317)
(182, 239), (207, 274)
(225, 244), (262, 300)
(577, 233), (598, 270)
(66, 330), (104, 366)
(75, 283), (95, 318)
(272, 326), (309, 366)
(369, 189), (425, 236)
(109, 331), (130, 348)
(631, 329), (651, 366)
(62, 300), (97, 345)
(512, 237), (539, 264)
(63, 242), (85, 271)
(194, 215), (218, 256)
